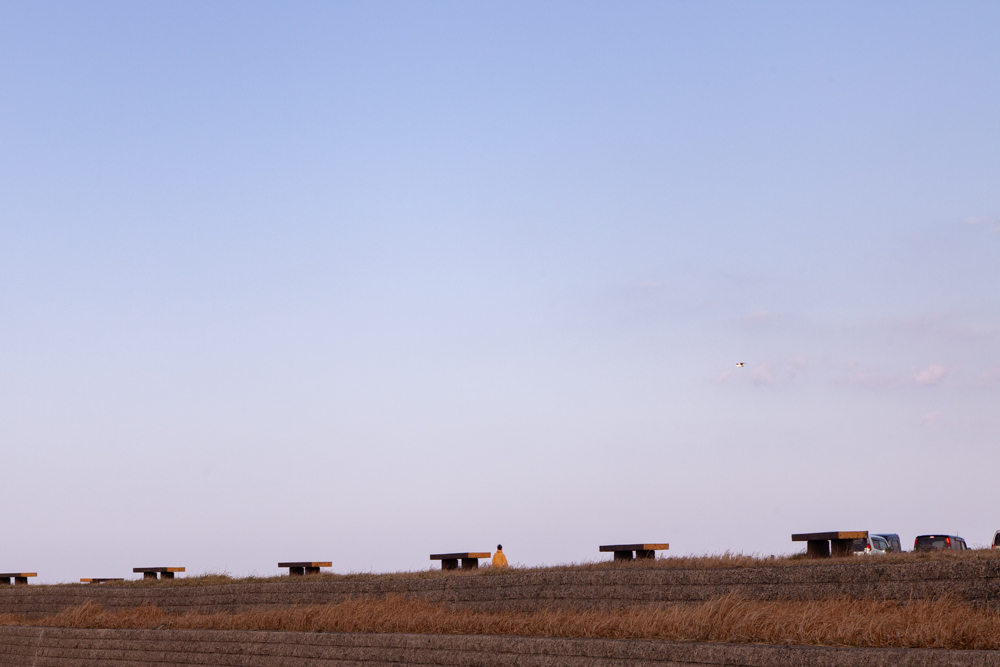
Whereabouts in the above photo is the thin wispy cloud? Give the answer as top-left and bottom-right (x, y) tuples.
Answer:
(837, 362), (949, 391)
(750, 362), (776, 385)
(841, 372), (899, 391)
(870, 313), (1000, 347)
(712, 356), (809, 387)
(918, 412), (941, 427)
(711, 370), (733, 384)
(912, 363), (948, 386)
(974, 366), (1000, 390)
(965, 215), (1000, 232)
(742, 310), (775, 326)
(787, 355), (809, 379)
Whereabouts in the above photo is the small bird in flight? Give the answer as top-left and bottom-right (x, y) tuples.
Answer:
(736, 362), (745, 367)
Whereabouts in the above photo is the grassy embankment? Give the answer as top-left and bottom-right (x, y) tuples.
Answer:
(9, 552), (1000, 650)
(50, 547), (1000, 588)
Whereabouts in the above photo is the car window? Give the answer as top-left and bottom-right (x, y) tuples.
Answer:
(915, 536), (948, 550)
(994, 533), (1000, 547)
(876, 535), (897, 552)
(874, 536), (889, 550)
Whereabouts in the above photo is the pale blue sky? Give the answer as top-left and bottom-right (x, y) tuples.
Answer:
(1, 2), (998, 582)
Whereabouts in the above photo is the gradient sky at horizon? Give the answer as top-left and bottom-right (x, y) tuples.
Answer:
(1, 1), (998, 583)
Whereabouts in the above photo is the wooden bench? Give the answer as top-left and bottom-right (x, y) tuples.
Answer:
(792, 531), (867, 558)
(133, 567), (185, 580)
(0, 573), (35, 585)
(600, 543), (669, 561)
(430, 552), (491, 570)
(80, 578), (124, 584)
(278, 561), (331, 576)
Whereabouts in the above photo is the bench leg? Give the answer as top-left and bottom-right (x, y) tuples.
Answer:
(289, 567), (304, 576)
(0, 578), (10, 585)
(831, 539), (853, 557)
(614, 550), (634, 562)
(143, 571), (159, 580)
(13, 577), (27, 586)
(305, 566), (320, 575)
(806, 540), (830, 558)
(161, 571), (174, 579)
(461, 558), (479, 570)
(635, 550), (655, 560)
(440, 559), (459, 571)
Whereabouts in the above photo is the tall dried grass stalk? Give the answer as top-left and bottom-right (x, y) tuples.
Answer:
(3, 595), (1000, 650)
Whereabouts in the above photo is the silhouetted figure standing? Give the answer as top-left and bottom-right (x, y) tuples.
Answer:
(492, 544), (508, 568)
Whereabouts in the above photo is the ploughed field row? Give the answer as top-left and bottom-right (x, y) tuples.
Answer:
(4, 594), (1000, 651)
(3, 625), (996, 667)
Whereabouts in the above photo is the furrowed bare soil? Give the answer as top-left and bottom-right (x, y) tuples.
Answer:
(3, 594), (1000, 650)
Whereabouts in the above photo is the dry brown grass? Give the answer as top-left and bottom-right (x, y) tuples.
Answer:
(55, 549), (1000, 588)
(4, 594), (1000, 650)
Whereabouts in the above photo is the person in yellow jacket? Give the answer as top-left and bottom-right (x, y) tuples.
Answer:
(492, 544), (508, 568)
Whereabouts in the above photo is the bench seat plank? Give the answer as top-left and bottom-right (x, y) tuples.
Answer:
(278, 562), (332, 568)
(599, 544), (669, 552)
(791, 532), (867, 541)
(429, 553), (491, 560)
(133, 567), (185, 573)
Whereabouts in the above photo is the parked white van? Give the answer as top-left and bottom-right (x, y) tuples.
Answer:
(852, 534), (892, 555)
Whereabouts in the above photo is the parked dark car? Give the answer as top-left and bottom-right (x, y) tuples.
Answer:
(873, 533), (902, 553)
(914, 535), (967, 551)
